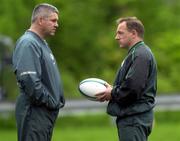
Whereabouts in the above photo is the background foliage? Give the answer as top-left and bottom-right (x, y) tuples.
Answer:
(0, 0), (180, 100)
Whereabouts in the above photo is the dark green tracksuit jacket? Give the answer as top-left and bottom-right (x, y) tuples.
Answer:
(107, 41), (157, 140)
(12, 31), (65, 141)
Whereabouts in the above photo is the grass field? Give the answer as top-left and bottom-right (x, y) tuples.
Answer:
(1, 111), (180, 141)
(1, 123), (180, 141)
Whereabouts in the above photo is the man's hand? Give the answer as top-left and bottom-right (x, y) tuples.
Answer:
(95, 83), (112, 102)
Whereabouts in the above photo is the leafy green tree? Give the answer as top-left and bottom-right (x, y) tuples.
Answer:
(0, 0), (180, 100)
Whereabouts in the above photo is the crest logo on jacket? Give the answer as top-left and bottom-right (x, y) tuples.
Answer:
(50, 53), (56, 65)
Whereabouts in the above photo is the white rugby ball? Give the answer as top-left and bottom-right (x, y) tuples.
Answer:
(78, 78), (107, 101)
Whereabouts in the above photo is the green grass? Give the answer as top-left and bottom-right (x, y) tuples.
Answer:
(149, 123), (180, 141)
(53, 126), (117, 141)
(1, 111), (180, 141)
(1, 122), (180, 141)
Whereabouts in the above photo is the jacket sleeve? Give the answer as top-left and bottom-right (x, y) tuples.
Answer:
(14, 41), (59, 109)
(111, 54), (150, 105)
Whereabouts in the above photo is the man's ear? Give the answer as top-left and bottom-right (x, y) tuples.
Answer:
(131, 29), (138, 38)
(37, 17), (43, 25)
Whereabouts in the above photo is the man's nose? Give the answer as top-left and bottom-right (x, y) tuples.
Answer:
(55, 22), (58, 27)
(115, 34), (119, 40)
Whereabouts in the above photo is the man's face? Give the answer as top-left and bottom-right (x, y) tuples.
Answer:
(41, 12), (59, 37)
(115, 21), (133, 48)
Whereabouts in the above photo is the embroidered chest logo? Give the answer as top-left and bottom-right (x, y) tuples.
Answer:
(50, 53), (56, 65)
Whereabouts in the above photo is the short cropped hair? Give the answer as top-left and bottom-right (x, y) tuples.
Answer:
(117, 17), (144, 38)
(31, 3), (59, 23)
